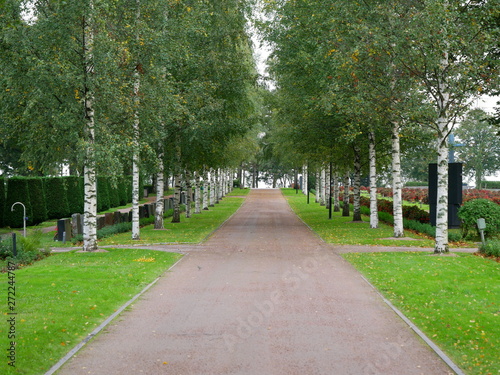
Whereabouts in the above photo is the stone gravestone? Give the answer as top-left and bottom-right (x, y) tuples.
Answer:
(57, 218), (72, 242)
(97, 216), (106, 230)
(104, 213), (114, 227)
(71, 213), (83, 237)
(113, 211), (121, 225)
(121, 212), (129, 223)
(64, 219), (72, 241)
(56, 219), (65, 242)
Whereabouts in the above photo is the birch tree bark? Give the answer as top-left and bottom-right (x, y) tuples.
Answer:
(434, 48), (451, 253)
(185, 171), (192, 218)
(82, 2), (98, 252)
(131, 0), (141, 241)
(369, 132), (379, 228)
(319, 167), (326, 206)
(342, 171), (350, 217)
(194, 171), (201, 214)
(333, 171), (340, 212)
(171, 172), (181, 223)
(154, 155), (164, 229)
(352, 146), (362, 222)
(392, 123), (404, 238)
(203, 167), (209, 210)
(209, 168), (215, 207)
(315, 171), (320, 203)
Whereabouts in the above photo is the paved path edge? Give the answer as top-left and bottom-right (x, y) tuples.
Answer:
(43, 255), (187, 375)
(357, 272), (465, 375)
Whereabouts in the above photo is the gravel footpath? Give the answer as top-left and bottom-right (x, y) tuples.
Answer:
(56, 189), (459, 375)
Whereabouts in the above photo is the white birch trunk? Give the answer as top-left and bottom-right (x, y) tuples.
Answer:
(203, 168), (209, 210)
(215, 169), (220, 203)
(435, 132), (449, 253)
(131, 69), (141, 241)
(333, 171), (340, 212)
(319, 168), (325, 206)
(194, 171), (201, 214)
(353, 147), (362, 221)
(82, 3), (97, 252)
(185, 171), (192, 218)
(302, 165), (307, 194)
(209, 168), (215, 207)
(392, 123), (404, 237)
(325, 165), (330, 210)
(342, 171), (350, 217)
(315, 172), (320, 203)
(131, 0), (141, 240)
(369, 132), (379, 228)
(434, 45), (451, 253)
(154, 156), (164, 229)
(172, 173), (181, 223)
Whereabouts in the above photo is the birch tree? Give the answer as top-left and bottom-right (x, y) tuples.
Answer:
(393, 0), (500, 252)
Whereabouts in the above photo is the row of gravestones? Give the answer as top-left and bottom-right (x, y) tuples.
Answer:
(56, 193), (188, 242)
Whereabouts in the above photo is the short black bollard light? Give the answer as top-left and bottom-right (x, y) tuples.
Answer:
(477, 218), (486, 247)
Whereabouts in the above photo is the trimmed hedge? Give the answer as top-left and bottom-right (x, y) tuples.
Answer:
(108, 179), (121, 208)
(1, 175), (135, 227)
(44, 177), (70, 220)
(27, 178), (48, 225)
(118, 177), (128, 206)
(97, 177), (110, 212)
(480, 181), (500, 189)
(66, 176), (84, 214)
(5, 177), (33, 228)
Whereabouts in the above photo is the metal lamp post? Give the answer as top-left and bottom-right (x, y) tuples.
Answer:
(11, 202), (27, 238)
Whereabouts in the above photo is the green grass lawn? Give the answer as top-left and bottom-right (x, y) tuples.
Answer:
(343, 252), (499, 375)
(99, 195), (247, 246)
(0, 248), (182, 375)
(282, 188), (437, 247)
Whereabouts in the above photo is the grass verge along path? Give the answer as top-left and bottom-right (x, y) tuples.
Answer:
(99, 189), (249, 246)
(282, 188), (435, 247)
(0, 249), (181, 375)
(343, 252), (499, 375)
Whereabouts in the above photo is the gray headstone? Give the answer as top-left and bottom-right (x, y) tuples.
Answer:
(97, 216), (106, 230)
(64, 218), (72, 241)
(71, 213), (83, 236)
(113, 211), (121, 225)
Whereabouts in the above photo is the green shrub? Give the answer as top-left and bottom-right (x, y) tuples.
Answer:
(5, 177), (33, 228)
(0, 230), (51, 268)
(27, 178), (48, 225)
(405, 181), (428, 187)
(66, 176), (84, 214)
(458, 199), (500, 238)
(480, 181), (500, 189)
(44, 177), (70, 220)
(0, 178), (5, 227)
(480, 240), (500, 257)
(378, 211), (394, 225)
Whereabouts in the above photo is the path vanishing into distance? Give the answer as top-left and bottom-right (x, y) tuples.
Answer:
(57, 189), (456, 375)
